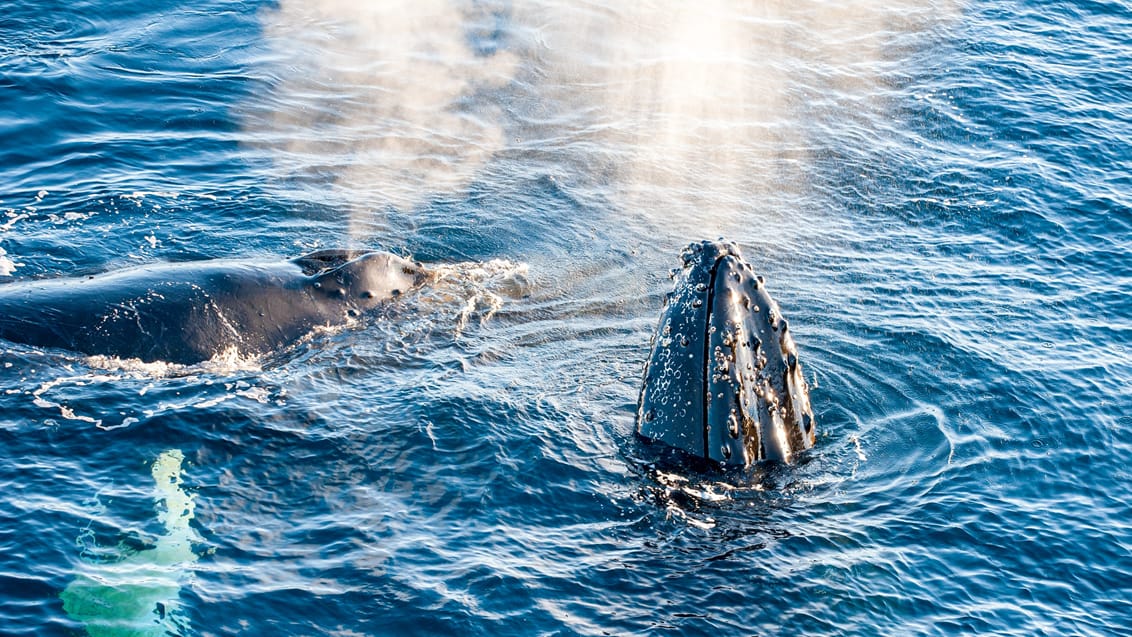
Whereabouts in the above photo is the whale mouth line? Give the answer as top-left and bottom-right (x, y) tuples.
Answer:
(699, 253), (721, 460)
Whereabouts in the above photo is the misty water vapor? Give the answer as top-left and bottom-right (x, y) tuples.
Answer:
(253, 0), (955, 239)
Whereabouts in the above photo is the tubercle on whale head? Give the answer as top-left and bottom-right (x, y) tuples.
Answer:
(300, 250), (432, 307)
(636, 240), (816, 467)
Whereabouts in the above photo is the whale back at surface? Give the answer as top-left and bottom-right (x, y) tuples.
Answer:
(0, 250), (426, 364)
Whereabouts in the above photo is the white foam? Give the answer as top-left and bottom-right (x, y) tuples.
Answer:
(0, 250), (18, 276)
(425, 258), (530, 335)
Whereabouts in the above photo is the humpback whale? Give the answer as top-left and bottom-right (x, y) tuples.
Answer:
(0, 249), (428, 364)
(637, 240), (815, 465)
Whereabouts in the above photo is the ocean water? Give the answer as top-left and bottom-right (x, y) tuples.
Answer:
(1, 0), (1130, 635)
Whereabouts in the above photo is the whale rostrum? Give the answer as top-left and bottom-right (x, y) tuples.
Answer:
(637, 240), (815, 465)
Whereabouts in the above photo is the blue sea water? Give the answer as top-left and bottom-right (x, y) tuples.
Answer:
(1, 0), (1130, 635)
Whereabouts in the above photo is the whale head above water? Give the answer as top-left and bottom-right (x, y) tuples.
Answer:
(636, 240), (816, 466)
(292, 249), (430, 310)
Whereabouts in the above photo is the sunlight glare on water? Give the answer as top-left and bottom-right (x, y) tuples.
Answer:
(252, 0), (960, 242)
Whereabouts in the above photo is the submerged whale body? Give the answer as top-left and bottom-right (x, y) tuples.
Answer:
(637, 240), (816, 466)
(0, 249), (428, 364)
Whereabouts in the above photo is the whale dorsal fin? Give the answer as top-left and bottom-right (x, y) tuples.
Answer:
(291, 249), (370, 276)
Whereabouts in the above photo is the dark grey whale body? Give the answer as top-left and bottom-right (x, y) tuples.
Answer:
(0, 249), (428, 364)
(637, 240), (816, 466)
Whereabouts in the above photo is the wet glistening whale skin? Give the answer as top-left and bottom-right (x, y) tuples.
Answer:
(0, 249), (428, 364)
(637, 240), (816, 466)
